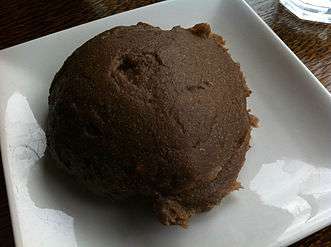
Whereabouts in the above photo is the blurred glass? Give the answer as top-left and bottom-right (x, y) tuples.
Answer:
(280, 0), (331, 23)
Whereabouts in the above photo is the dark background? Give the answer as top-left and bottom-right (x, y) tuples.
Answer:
(0, 0), (330, 246)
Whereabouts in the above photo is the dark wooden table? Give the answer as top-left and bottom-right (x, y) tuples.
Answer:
(0, 0), (330, 246)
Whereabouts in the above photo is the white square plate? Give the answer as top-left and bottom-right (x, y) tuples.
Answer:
(1, 0), (331, 246)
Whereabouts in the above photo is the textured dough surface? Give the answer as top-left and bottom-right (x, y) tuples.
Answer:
(47, 23), (253, 227)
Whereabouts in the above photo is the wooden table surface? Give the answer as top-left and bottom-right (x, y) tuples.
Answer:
(0, 0), (330, 246)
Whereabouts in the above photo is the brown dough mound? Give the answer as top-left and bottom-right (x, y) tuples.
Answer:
(47, 23), (253, 227)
